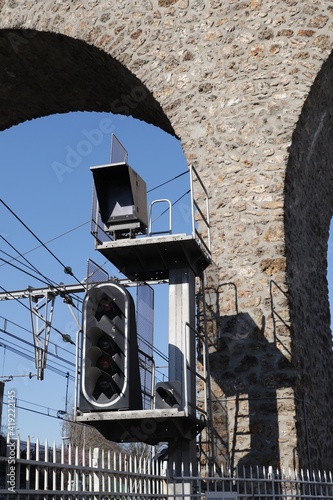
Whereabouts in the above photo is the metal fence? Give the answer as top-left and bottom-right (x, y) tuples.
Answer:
(1, 435), (333, 499)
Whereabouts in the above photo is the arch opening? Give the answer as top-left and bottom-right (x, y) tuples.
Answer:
(0, 29), (174, 135)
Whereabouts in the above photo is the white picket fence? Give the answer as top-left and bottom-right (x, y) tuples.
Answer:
(1, 435), (333, 499)
(0, 435), (166, 499)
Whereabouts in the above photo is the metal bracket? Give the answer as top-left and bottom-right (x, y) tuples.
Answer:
(29, 290), (56, 381)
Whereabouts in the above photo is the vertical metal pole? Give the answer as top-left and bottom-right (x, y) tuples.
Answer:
(168, 267), (197, 499)
(0, 382), (3, 430)
(93, 447), (100, 500)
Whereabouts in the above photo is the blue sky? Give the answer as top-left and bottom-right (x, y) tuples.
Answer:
(0, 111), (190, 444)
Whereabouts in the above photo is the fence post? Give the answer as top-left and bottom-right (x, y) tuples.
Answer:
(93, 447), (100, 500)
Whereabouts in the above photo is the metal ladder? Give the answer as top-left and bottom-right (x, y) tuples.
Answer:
(195, 273), (216, 475)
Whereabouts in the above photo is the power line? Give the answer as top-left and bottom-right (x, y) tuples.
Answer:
(0, 315), (76, 358)
(19, 221), (89, 256)
(0, 337), (75, 380)
(147, 170), (188, 193)
(1, 398), (93, 435)
(0, 198), (83, 285)
(0, 283), (76, 345)
(4, 337), (75, 375)
(0, 249), (84, 306)
(0, 233), (55, 287)
(2, 398), (69, 423)
(0, 245), (84, 306)
(0, 327), (75, 368)
(0, 223), (88, 304)
(0, 345), (75, 381)
(0, 220), (89, 263)
(0, 255), (84, 307)
(0, 254), (53, 287)
(3, 392), (63, 414)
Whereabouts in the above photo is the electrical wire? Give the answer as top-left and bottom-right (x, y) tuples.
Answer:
(0, 255), (54, 287)
(0, 234), (55, 287)
(147, 170), (188, 193)
(0, 283), (76, 345)
(0, 338), (75, 380)
(0, 315), (76, 358)
(0, 246), (44, 274)
(0, 214), (107, 310)
(2, 398), (69, 423)
(0, 252), (83, 307)
(1, 398), (92, 433)
(18, 220), (89, 257)
(0, 244), (83, 307)
(0, 327), (75, 368)
(0, 332), (76, 372)
(0, 198), (83, 285)
(0, 170), (190, 301)
(0, 257), (84, 308)
(0, 169), (189, 285)
(0, 235), (85, 305)
(0, 304), (164, 379)
(3, 393), (63, 414)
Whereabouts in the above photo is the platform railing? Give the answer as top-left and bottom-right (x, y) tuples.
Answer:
(190, 164), (211, 256)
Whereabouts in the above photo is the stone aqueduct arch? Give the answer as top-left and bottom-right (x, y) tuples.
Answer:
(1, 0), (333, 471)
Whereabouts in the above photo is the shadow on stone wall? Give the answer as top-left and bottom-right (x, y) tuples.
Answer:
(198, 274), (296, 469)
(210, 311), (294, 470)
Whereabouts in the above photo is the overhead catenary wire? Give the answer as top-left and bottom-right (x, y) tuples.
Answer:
(0, 315), (76, 359)
(0, 330), (75, 373)
(0, 253), (83, 307)
(0, 170), (188, 280)
(0, 243), (82, 305)
(2, 398), (71, 422)
(0, 198), (83, 285)
(0, 255), (56, 288)
(0, 222), (88, 304)
(0, 283), (75, 345)
(0, 326), (76, 368)
(5, 394), (60, 414)
(0, 338), (75, 380)
(0, 233), (56, 287)
(147, 169), (188, 193)
(19, 220), (89, 257)
(0, 170), (191, 438)
(0, 170), (189, 289)
(0, 254), (83, 307)
(1, 398), (94, 431)
(1, 310), (164, 385)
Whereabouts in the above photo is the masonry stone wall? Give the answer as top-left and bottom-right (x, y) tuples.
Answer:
(1, 0), (333, 471)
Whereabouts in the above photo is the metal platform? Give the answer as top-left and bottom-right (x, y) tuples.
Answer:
(95, 233), (211, 281)
(76, 408), (205, 444)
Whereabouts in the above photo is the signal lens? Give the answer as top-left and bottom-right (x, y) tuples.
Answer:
(97, 355), (111, 371)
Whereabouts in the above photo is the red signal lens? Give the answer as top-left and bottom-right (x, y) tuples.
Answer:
(101, 299), (113, 312)
(97, 355), (111, 371)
